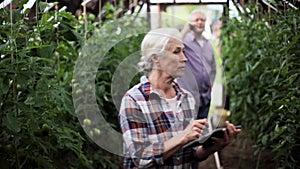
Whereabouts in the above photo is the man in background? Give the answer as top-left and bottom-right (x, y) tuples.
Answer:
(177, 9), (216, 120)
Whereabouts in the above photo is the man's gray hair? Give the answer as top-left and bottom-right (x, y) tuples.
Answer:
(138, 28), (182, 73)
(188, 9), (206, 21)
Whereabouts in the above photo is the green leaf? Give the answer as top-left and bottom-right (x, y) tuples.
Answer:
(36, 42), (57, 58)
(4, 112), (21, 133)
(39, 2), (50, 13)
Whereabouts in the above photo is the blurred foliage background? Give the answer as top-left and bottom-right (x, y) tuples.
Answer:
(222, 3), (300, 169)
(0, 1), (148, 168)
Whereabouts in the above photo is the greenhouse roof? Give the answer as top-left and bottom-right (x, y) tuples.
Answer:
(149, 0), (228, 4)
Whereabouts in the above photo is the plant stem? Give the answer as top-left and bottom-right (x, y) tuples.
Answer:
(255, 150), (262, 169)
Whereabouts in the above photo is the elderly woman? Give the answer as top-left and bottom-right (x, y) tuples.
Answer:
(118, 28), (240, 168)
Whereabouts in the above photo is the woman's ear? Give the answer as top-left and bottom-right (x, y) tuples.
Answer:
(151, 54), (160, 68)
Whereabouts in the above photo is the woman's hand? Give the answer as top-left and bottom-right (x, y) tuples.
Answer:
(210, 121), (241, 151)
(163, 118), (207, 159)
(181, 119), (208, 144)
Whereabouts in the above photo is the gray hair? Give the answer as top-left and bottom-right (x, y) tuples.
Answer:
(138, 28), (182, 73)
(188, 9), (206, 21)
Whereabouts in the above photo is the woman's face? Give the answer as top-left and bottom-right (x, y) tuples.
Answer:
(155, 38), (187, 78)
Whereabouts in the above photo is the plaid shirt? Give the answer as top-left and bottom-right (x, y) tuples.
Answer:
(119, 76), (200, 169)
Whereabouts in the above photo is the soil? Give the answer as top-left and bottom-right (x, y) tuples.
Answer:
(197, 133), (277, 169)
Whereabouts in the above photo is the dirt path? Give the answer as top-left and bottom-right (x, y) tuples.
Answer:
(198, 133), (276, 169)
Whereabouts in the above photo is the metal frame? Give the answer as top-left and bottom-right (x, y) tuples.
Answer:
(148, 0), (229, 5)
(145, 0), (230, 29)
